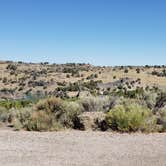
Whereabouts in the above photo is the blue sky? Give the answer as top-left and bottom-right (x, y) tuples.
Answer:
(0, 0), (166, 65)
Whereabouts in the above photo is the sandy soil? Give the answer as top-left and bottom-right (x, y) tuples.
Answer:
(0, 130), (166, 166)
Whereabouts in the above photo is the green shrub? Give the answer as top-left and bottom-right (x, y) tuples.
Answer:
(106, 104), (156, 132)
(0, 100), (32, 109)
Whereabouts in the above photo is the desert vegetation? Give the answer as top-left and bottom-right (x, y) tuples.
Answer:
(1, 61), (166, 132)
(1, 89), (166, 132)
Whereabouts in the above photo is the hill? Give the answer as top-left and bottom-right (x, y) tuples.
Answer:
(0, 61), (166, 99)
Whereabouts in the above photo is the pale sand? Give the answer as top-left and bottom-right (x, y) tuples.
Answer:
(0, 130), (166, 166)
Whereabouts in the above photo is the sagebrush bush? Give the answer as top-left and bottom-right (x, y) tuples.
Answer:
(10, 107), (32, 130)
(106, 104), (157, 132)
(143, 92), (158, 110)
(79, 96), (110, 112)
(0, 106), (9, 122)
(35, 97), (64, 113)
(61, 101), (81, 128)
(0, 94), (165, 133)
(12, 118), (23, 131)
(16, 97), (82, 131)
(0, 107), (32, 130)
(26, 111), (62, 131)
(157, 109), (166, 132)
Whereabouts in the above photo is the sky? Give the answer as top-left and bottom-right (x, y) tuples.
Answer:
(0, 0), (166, 66)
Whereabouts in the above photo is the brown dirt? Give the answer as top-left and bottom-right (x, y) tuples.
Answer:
(0, 130), (166, 166)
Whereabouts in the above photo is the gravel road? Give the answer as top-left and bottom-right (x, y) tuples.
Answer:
(0, 130), (166, 166)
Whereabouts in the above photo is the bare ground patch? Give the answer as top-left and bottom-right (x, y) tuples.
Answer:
(0, 130), (165, 166)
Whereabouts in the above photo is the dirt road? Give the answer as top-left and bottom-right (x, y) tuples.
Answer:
(0, 130), (165, 166)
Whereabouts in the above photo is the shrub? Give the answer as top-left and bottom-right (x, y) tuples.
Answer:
(6, 64), (17, 71)
(106, 104), (156, 132)
(0, 107), (9, 122)
(61, 101), (81, 128)
(79, 96), (110, 112)
(35, 97), (64, 113)
(86, 74), (98, 80)
(2, 77), (7, 83)
(154, 92), (166, 111)
(124, 69), (128, 73)
(74, 112), (106, 131)
(7, 106), (62, 131)
(136, 68), (141, 74)
(66, 74), (70, 78)
(113, 76), (116, 79)
(0, 100), (32, 109)
(27, 97), (81, 131)
(82, 80), (98, 90)
(9, 108), (32, 130)
(157, 109), (166, 132)
(12, 118), (23, 131)
(26, 111), (62, 131)
(143, 92), (158, 110)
